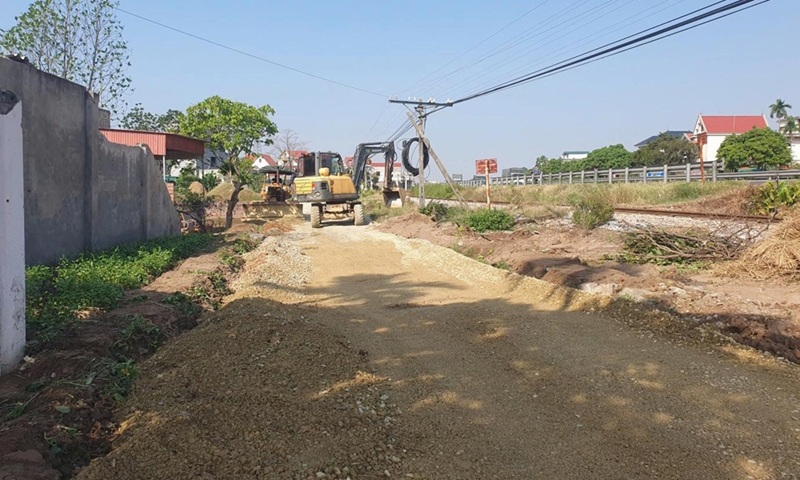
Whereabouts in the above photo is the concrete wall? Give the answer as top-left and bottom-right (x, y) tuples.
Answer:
(0, 93), (26, 375)
(0, 56), (179, 265)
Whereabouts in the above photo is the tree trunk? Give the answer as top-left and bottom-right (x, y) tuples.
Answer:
(225, 183), (243, 229)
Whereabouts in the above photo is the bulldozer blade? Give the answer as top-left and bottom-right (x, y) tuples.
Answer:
(383, 189), (404, 208)
(242, 202), (302, 220)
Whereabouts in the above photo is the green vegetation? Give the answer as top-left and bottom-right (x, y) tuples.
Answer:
(750, 181), (800, 214)
(453, 181), (744, 206)
(536, 135), (700, 175)
(463, 208), (516, 232)
(409, 183), (463, 199)
(25, 234), (213, 347)
(180, 96), (278, 229)
(570, 188), (615, 229)
(0, 0), (132, 115)
(717, 128), (792, 171)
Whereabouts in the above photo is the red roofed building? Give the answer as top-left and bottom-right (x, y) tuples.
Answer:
(692, 114), (769, 165)
(247, 153), (278, 170)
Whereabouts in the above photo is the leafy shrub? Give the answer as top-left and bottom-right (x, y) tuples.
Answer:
(463, 208), (515, 232)
(572, 192), (614, 229)
(419, 202), (450, 219)
(751, 181), (800, 214)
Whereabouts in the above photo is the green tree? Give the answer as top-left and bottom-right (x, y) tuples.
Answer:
(180, 96), (277, 229)
(200, 173), (220, 192)
(175, 165), (199, 194)
(584, 144), (632, 170)
(630, 133), (699, 167)
(769, 99), (792, 120)
(781, 116), (798, 138)
(716, 127), (792, 171)
(120, 103), (184, 132)
(0, 0), (132, 115)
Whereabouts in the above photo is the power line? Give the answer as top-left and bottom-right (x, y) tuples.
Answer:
(398, 0), (553, 96)
(451, 0), (768, 105)
(115, 7), (387, 98)
(446, 0), (689, 100)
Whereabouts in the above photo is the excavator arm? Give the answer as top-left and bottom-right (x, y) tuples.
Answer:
(351, 142), (397, 194)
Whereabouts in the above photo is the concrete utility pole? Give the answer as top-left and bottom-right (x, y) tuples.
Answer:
(0, 90), (26, 376)
(415, 104), (426, 209)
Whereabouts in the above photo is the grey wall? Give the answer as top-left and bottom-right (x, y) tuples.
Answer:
(0, 57), (179, 265)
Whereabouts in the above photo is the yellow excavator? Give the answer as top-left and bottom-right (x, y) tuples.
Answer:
(292, 143), (403, 228)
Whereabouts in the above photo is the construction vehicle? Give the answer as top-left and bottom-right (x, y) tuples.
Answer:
(292, 151), (363, 228)
(291, 143), (403, 228)
(240, 166), (302, 220)
(357, 142), (405, 209)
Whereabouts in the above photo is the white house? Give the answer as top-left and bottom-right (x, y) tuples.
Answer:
(561, 151), (589, 161)
(691, 114), (768, 164)
(776, 117), (800, 161)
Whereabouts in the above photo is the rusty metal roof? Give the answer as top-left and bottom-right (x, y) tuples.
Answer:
(100, 128), (205, 158)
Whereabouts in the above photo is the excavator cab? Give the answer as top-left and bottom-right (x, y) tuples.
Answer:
(292, 151), (363, 228)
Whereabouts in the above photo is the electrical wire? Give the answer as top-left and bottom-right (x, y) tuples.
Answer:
(115, 7), (387, 98)
(450, 0), (768, 105)
(445, 0), (689, 100)
(398, 0), (553, 97)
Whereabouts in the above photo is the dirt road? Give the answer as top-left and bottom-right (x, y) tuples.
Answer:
(78, 224), (800, 479)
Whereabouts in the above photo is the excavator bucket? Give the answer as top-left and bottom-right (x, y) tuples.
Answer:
(382, 188), (405, 208)
(241, 201), (302, 221)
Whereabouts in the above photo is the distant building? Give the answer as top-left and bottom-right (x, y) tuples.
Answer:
(776, 117), (800, 161)
(634, 130), (692, 149)
(561, 151), (589, 160)
(691, 115), (769, 164)
(501, 167), (527, 178)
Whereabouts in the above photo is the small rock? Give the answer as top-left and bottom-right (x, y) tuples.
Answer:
(579, 282), (619, 296)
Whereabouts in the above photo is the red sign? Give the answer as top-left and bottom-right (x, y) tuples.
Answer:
(475, 158), (497, 175)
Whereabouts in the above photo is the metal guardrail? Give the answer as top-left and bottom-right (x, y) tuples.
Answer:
(458, 163), (800, 187)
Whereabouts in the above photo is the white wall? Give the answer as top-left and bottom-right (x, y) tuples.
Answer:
(704, 135), (726, 163)
(791, 138), (800, 162)
(0, 99), (26, 376)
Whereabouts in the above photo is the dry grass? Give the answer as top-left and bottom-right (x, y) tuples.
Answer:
(207, 182), (261, 202)
(728, 209), (800, 279)
(454, 181), (746, 207)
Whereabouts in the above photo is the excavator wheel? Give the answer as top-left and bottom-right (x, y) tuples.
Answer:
(353, 203), (365, 226)
(311, 205), (322, 228)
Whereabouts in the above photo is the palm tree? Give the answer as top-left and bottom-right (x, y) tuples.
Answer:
(782, 116), (799, 138)
(769, 99), (792, 120)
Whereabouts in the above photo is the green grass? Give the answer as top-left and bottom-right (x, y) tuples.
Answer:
(25, 233), (213, 347)
(448, 181), (746, 206)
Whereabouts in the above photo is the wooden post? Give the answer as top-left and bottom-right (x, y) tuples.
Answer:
(485, 166), (491, 210)
(0, 93), (25, 376)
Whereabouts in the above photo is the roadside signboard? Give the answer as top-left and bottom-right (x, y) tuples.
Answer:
(475, 158), (498, 175)
(475, 158), (498, 209)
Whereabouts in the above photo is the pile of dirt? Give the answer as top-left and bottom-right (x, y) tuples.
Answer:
(207, 182), (261, 202)
(76, 238), (412, 480)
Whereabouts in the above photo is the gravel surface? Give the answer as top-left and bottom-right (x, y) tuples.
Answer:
(76, 222), (800, 479)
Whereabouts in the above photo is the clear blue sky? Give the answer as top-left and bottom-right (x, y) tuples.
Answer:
(2, 0), (798, 178)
